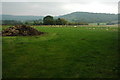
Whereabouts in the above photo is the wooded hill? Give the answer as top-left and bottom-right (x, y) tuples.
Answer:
(1, 12), (118, 23)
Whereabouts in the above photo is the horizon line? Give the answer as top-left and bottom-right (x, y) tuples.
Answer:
(0, 11), (118, 16)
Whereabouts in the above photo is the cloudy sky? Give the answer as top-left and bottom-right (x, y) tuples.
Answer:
(1, 0), (119, 16)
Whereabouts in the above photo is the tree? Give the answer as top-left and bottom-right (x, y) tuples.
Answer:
(55, 18), (61, 25)
(97, 23), (100, 25)
(55, 18), (67, 25)
(43, 15), (54, 25)
(33, 20), (43, 25)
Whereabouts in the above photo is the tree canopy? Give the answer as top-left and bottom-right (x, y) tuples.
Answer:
(43, 16), (54, 25)
(55, 18), (67, 25)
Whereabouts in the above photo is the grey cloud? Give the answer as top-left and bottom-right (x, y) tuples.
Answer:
(2, 2), (68, 16)
(2, 1), (118, 16)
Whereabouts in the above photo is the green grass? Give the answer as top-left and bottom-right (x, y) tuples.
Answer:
(2, 25), (119, 78)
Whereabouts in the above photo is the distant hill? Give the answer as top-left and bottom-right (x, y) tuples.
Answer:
(59, 12), (118, 23)
(1, 15), (43, 21)
(1, 12), (118, 23)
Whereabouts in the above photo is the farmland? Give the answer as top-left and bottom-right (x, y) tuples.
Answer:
(2, 25), (119, 78)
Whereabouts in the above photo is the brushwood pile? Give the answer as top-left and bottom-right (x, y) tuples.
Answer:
(2, 25), (44, 36)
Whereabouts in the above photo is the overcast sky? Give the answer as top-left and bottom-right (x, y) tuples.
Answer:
(1, 0), (119, 16)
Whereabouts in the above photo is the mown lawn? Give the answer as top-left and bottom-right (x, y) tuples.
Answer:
(2, 25), (119, 78)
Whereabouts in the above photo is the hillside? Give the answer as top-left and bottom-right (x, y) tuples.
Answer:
(1, 15), (43, 21)
(59, 12), (117, 23)
(1, 12), (118, 23)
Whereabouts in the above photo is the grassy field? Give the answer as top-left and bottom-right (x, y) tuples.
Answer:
(2, 25), (119, 78)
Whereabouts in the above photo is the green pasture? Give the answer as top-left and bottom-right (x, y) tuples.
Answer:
(2, 25), (119, 78)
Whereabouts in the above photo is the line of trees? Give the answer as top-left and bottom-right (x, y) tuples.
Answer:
(42, 15), (88, 25)
(43, 16), (68, 25)
(2, 15), (89, 25)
